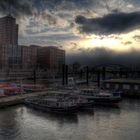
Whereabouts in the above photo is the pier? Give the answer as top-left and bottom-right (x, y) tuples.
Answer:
(0, 89), (74, 108)
(0, 91), (48, 108)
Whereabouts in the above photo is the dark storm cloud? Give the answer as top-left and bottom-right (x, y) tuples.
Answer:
(0, 0), (96, 18)
(0, 0), (33, 17)
(41, 0), (95, 11)
(75, 11), (140, 35)
(66, 47), (140, 66)
(36, 33), (79, 41)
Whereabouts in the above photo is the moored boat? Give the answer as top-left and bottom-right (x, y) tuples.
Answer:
(25, 96), (79, 114)
(0, 84), (21, 96)
(67, 96), (94, 108)
(78, 89), (122, 105)
(16, 84), (46, 93)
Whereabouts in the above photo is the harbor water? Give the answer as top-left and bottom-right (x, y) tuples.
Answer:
(0, 99), (140, 140)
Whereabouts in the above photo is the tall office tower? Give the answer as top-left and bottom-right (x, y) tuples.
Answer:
(0, 15), (18, 45)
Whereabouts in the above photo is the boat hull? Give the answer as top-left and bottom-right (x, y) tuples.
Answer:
(87, 97), (121, 105)
(78, 101), (94, 108)
(25, 101), (78, 114)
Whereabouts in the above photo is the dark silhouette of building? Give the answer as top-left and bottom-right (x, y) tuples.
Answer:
(0, 15), (18, 45)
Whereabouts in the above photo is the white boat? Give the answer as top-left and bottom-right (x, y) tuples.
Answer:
(64, 95), (94, 108)
(78, 89), (122, 105)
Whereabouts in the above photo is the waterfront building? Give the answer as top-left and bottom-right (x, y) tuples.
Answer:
(20, 45), (40, 70)
(37, 46), (65, 73)
(0, 15), (65, 80)
(0, 15), (18, 45)
(0, 44), (39, 71)
(0, 15), (20, 70)
(103, 79), (140, 96)
(0, 44), (21, 70)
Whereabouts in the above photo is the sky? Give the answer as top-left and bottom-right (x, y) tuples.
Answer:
(1, 0), (140, 66)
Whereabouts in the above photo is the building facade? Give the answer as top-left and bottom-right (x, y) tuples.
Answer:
(103, 79), (140, 96)
(0, 44), (22, 70)
(37, 46), (65, 73)
(0, 15), (18, 45)
(0, 15), (66, 80)
(0, 15), (19, 70)
(57, 48), (65, 73)
(20, 45), (39, 70)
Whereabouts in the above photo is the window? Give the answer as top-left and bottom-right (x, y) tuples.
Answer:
(115, 84), (119, 89)
(134, 85), (139, 90)
(123, 84), (130, 90)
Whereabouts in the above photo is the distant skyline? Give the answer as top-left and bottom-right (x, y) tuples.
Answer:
(1, 0), (140, 65)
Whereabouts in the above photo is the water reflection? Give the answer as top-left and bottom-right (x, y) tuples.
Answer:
(0, 107), (22, 140)
(27, 108), (78, 124)
(78, 107), (94, 116)
(0, 100), (140, 140)
(95, 105), (121, 114)
(120, 98), (140, 110)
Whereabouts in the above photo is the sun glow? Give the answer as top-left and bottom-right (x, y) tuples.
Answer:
(88, 38), (118, 47)
(80, 37), (129, 52)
